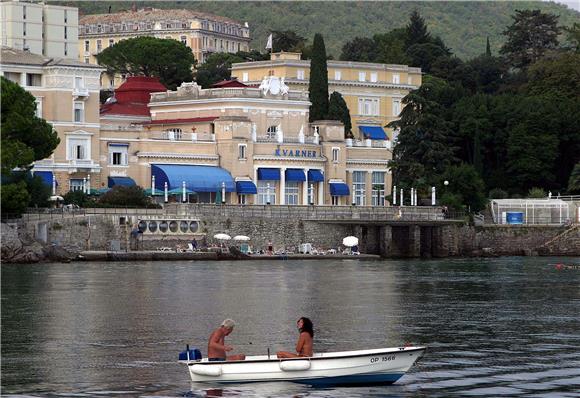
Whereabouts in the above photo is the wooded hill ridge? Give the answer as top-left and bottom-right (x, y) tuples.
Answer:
(54, 1), (579, 60)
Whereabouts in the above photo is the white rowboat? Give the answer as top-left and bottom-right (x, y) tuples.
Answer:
(180, 346), (426, 386)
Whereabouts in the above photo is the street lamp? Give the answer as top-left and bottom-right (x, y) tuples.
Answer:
(266, 183), (271, 205)
(221, 181), (226, 205)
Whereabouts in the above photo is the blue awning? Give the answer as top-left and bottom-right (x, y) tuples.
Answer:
(257, 168), (280, 181)
(108, 176), (136, 188)
(151, 164), (235, 192)
(285, 169), (306, 182)
(236, 181), (257, 194)
(359, 126), (387, 140)
(34, 171), (57, 186)
(308, 170), (324, 182)
(329, 182), (350, 196)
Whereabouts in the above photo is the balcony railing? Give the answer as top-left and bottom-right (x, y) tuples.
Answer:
(150, 131), (215, 142)
(73, 87), (89, 98)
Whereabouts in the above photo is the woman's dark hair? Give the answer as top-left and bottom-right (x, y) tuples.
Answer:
(299, 317), (314, 337)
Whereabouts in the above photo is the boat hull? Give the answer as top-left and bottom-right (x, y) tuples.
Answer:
(183, 346), (425, 386)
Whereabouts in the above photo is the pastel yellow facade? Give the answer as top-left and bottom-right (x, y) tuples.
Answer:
(231, 52), (422, 140)
(78, 8), (251, 89)
(1, 46), (104, 194)
(99, 78), (393, 206)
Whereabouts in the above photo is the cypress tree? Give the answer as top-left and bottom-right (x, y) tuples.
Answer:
(327, 91), (352, 138)
(486, 36), (492, 56)
(308, 33), (329, 122)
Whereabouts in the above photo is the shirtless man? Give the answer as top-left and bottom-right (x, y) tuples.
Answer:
(277, 317), (313, 358)
(207, 319), (246, 361)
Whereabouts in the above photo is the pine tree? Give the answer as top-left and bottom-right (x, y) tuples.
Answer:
(486, 36), (491, 56)
(327, 91), (352, 137)
(405, 10), (431, 48)
(308, 33), (329, 122)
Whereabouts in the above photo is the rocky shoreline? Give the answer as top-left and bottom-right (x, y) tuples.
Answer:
(1, 223), (77, 264)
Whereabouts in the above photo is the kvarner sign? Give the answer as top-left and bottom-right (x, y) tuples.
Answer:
(274, 148), (318, 158)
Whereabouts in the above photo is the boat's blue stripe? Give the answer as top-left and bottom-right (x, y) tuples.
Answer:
(207, 372), (405, 386)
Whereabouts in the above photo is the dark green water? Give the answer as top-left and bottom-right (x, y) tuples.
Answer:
(2, 257), (579, 397)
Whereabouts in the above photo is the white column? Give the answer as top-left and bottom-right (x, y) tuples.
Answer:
(221, 181), (226, 204)
(83, 177), (87, 194)
(400, 188), (403, 206)
(280, 167), (286, 205)
(164, 182), (168, 203)
(431, 186), (436, 206)
(52, 174), (57, 196)
(393, 185), (397, 205)
(302, 168), (309, 205)
(254, 167), (258, 204)
(87, 174), (91, 194)
(318, 179), (324, 205)
(182, 180), (186, 202)
(152, 175), (156, 195)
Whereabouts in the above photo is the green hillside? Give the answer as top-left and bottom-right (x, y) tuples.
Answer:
(55, 1), (579, 60)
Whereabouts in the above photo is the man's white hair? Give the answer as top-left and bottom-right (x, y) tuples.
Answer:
(221, 319), (236, 329)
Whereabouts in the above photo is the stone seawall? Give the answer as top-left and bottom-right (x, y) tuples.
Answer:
(2, 209), (578, 263)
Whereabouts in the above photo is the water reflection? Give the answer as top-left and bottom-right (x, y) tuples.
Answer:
(2, 257), (579, 397)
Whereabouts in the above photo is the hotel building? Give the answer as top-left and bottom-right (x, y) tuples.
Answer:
(78, 8), (251, 89)
(98, 76), (393, 206)
(1, 46), (104, 193)
(231, 52), (422, 141)
(0, 0), (79, 59)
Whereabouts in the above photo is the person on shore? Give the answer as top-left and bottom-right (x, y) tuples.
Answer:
(277, 317), (313, 358)
(208, 319), (246, 361)
(191, 238), (198, 251)
(268, 240), (273, 255)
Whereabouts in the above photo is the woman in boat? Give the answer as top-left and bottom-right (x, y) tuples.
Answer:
(277, 317), (313, 358)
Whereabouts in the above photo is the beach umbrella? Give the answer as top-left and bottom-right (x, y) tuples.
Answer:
(144, 188), (164, 196)
(168, 187), (196, 195)
(342, 236), (359, 247)
(233, 235), (250, 241)
(49, 195), (64, 201)
(214, 233), (231, 240)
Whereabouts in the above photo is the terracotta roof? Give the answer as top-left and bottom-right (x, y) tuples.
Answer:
(0, 46), (103, 69)
(211, 79), (247, 88)
(100, 102), (151, 117)
(80, 8), (241, 26)
(147, 117), (218, 125)
(100, 76), (166, 117)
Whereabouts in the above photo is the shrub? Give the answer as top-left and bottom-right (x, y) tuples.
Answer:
(63, 190), (95, 207)
(488, 188), (508, 199)
(98, 185), (150, 207)
(527, 187), (546, 198)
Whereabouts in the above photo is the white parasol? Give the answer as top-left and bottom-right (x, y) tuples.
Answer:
(49, 195), (64, 201)
(233, 235), (250, 241)
(342, 236), (359, 247)
(214, 233), (231, 241)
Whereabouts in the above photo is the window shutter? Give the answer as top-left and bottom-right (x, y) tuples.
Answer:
(121, 152), (127, 165)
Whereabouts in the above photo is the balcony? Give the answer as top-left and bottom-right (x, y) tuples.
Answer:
(73, 87), (89, 100)
(348, 139), (391, 149)
(150, 131), (215, 142)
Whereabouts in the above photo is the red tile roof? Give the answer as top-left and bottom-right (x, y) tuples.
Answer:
(146, 117), (218, 125)
(101, 76), (166, 117)
(211, 79), (247, 88)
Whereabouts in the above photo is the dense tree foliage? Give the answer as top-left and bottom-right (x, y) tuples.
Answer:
(65, 1), (579, 60)
(500, 9), (561, 69)
(272, 30), (307, 53)
(1, 77), (60, 173)
(308, 33), (329, 122)
(195, 52), (244, 88)
(1, 77), (59, 215)
(195, 51), (269, 88)
(327, 92), (352, 137)
(384, 8), (580, 210)
(98, 186), (150, 207)
(96, 37), (195, 90)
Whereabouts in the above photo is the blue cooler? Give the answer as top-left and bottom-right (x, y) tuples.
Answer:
(506, 212), (524, 224)
(179, 344), (202, 361)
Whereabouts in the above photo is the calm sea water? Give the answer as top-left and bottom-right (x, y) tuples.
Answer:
(2, 257), (579, 397)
